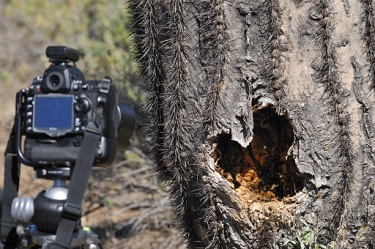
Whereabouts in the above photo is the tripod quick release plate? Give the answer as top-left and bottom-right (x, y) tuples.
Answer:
(35, 168), (71, 180)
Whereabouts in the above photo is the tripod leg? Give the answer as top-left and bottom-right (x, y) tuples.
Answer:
(1, 126), (20, 247)
(1, 155), (20, 246)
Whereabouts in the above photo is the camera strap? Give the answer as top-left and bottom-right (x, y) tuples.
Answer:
(48, 128), (101, 249)
(0, 126), (20, 247)
(48, 77), (112, 249)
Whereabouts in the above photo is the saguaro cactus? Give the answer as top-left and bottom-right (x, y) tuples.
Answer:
(128, 0), (375, 248)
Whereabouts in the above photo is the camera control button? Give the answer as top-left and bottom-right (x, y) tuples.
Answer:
(26, 112), (32, 117)
(73, 84), (79, 90)
(26, 127), (32, 132)
(82, 84), (88, 90)
(27, 119), (32, 124)
(81, 117), (88, 125)
(27, 104), (33, 110)
(27, 97), (33, 102)
(73, 136), (83, 147)
(74, 98), (90, 114)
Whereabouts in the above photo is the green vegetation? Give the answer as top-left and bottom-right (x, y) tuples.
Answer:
(1, 0), (140, 102)
(283, 221), (334, 249)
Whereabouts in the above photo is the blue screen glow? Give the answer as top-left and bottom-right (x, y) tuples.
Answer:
(33, 95), (73, 135)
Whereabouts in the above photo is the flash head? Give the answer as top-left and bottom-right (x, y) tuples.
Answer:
(46, 46), (80, 63)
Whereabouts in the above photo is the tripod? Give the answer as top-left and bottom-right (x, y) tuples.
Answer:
(11, 176), (103, 249)
(0, 46), (136, 249)
(0, 89), (108, 249)
(17, 226), (102, 249)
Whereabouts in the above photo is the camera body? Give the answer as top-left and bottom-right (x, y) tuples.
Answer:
(16, 46), (131, 168)
(0, 46), (135, 248)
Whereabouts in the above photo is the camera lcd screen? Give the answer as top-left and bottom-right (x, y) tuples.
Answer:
(33, 95), (74, 136)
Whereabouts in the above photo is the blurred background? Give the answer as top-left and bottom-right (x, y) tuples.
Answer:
(0, 0), (184, 248)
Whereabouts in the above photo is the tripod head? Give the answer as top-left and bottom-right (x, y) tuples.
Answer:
(1, 161), (104, 249)
(12, 178), (69, 234)
(10, 178), (102, 249)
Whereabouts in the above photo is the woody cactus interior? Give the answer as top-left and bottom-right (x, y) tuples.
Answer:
(128, 0), (375, 248)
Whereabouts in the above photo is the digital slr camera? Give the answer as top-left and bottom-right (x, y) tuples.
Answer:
(16, 46), (135, 170)
(0, 46), (136, 249)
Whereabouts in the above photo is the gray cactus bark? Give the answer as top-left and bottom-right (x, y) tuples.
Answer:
(128, 0), (375, 248)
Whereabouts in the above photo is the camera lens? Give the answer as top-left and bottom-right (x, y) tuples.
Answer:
(46, 72), (64, 91)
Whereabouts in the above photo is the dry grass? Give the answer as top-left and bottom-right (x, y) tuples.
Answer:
(82, 148), (186, 248)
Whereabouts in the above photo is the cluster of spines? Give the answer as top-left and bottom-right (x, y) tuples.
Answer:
(360, 0), (375, 90)
(128, 0), (227, 247)
(199, 0), (228, 132)
(160, 0), (205, 247)
(259, 0), (286, 114)
(198, 1), (230, 247)
(127, 0), (170, 179)
(313, 0), (353, 243)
